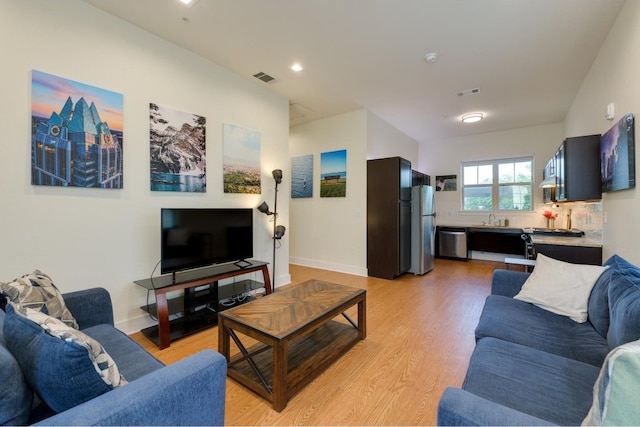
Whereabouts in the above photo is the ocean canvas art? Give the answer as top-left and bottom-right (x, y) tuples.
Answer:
(320, 149), (347, 198)
(149, 103), (206, 192)
(223, 124), (261, 194)
(31, 70), (124, 188)
(291, 154), (313, 198)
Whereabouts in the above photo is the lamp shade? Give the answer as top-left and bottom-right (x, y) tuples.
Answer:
(274, 225), (286, 239)
(272, 169), (283, 184)
(257, 201), (272, 215)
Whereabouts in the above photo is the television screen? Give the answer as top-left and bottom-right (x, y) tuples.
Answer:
(161, 208), (253, 274)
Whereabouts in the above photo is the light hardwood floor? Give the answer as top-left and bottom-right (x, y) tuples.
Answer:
(130, 258), (503, 425)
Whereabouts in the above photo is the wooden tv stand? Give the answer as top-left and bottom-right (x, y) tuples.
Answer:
(134, 260), (271, 349)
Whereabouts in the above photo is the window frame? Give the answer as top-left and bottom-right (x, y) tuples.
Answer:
(461, 156), (534, 212)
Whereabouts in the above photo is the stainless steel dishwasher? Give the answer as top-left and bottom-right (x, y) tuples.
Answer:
(437, 227), (468, 260)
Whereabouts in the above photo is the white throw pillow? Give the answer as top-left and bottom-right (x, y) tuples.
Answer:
(514, 254), (607, 323)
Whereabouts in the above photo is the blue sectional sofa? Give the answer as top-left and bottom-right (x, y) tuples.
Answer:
(438, 254), (640, 425)
(0, 287), (227, 426)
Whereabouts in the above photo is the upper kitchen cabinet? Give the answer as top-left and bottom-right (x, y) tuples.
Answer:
(555, 134), (602, 202)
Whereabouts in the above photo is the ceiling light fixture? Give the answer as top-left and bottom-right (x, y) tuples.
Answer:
(424, 52), (438, 63)
(461, 113), (484, 123)
(291, 63), (303, 72)
(178, 0), (199, 7)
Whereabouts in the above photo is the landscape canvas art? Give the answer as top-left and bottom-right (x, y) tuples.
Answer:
(149, 103), (206, 192)
(291, 154), (313, 198)
(601, 113), (635, 193)
(31, 70), (123, 188)
(223, 124), (261, 194)
(320, 149), (347, 198)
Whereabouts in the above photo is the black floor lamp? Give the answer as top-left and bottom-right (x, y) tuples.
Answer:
(257, 169), (286, 290)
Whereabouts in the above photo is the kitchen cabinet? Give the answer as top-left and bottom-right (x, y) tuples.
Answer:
(466, 228), (525, 256)
(367, 157), (412, 279)
(542, 158), (556, 203)
(535, 243), (602, 265)
(412, 169), (430, 186)
(555, 134), (601, 202)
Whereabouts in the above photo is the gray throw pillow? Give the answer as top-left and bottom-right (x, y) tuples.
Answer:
(0, 270), (78, 329)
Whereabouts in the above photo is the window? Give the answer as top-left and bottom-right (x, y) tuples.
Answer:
(462, 157), (533, 211)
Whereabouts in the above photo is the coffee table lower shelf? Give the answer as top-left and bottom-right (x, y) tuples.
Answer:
(226, 320), (361, 408)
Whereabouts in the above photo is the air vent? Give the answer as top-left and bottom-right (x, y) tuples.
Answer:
(457, 87), (480, 97)
(253, 72), (275, 83)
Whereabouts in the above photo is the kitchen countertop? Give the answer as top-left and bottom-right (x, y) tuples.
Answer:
(437, 224), (603, 248)
(529, 234), (602, 248)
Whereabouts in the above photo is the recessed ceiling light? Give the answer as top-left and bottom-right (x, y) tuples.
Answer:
(424, 52), (438, 63)
(178, 0), (199, 7)
(461, 113), (484, 123)
(291, 63), (303, 72)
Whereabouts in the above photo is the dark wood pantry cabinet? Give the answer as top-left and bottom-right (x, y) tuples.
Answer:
(367, 157), (412, 279)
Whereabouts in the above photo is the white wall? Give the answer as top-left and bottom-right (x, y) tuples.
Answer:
(366, 111), (420, 167)
(419, 123), (565, 229)
(289, 109), (420, 275)
(0, 0), (290, 332)
(564, 0), (640, 263)
(289, 110), (369, 275)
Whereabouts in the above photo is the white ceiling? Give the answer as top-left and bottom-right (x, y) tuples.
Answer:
(84, 0), (624, 144)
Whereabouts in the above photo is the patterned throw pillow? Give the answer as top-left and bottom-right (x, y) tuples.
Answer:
(0, 270), (78, 329)
(4, 303), (127, 413)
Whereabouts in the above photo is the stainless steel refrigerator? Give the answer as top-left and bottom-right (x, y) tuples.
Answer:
(409, 185), (436, 274)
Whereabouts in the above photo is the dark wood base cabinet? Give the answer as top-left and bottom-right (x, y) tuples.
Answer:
(535, 244), (602, 265)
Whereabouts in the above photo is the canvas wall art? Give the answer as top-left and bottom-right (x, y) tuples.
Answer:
(291, 154), (313, 198)
(320, 149), (347, 198)
(601, 113), (635, 193)
(149, 103), (206, 192)
(31, 70), (124, 188)
(436, 174), (457, 191)
(222, 124), (261, 194)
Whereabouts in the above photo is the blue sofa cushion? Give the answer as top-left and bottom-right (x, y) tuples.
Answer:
(463, 337), (601, 426)
(0, 310), (33, 426)
(606, 255), (640, 349)
(587, 263), (615, 338)
(0, 271), (78, 329)
(475, 295), (609, 366)
(3, 304), (126, 413)
(83, 324), (164, 381)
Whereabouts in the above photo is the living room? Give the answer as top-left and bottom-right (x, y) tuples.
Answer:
(2, 0), (640, 424)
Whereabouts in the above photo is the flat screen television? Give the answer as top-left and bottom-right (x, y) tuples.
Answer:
(161, 208), (253, 275)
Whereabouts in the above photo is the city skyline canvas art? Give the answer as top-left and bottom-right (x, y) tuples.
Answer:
(31, 70), (124, 188)
(601, 113), (635, 193)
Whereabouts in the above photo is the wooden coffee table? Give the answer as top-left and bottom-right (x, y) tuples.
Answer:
(218, 279), (366, 411)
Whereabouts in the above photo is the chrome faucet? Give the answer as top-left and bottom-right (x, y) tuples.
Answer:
(488, 213), (496, 225)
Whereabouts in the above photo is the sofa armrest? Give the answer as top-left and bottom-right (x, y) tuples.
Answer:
(35, 349), (226, 426)
(63, 288), (114, 329)
(490, 270), (530, 298)
(437, 387), (554, 426)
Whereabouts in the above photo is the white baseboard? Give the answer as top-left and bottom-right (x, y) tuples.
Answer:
(116, 312), (157, 336)
(469, 251), (513, 262)
(289, 257), (368, 277)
